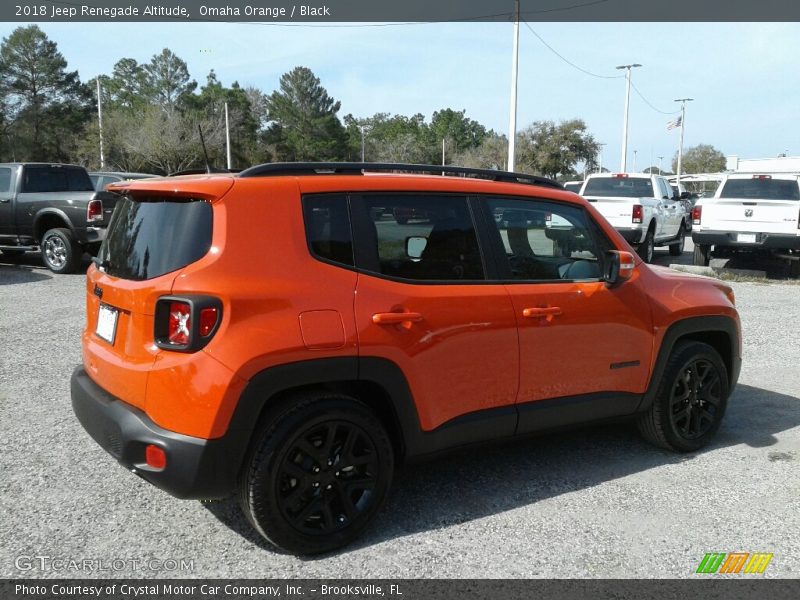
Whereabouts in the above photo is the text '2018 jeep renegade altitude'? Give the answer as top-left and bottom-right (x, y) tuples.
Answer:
(71, 163), (741, 555)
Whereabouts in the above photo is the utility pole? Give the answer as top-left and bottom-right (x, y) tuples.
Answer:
(96, 77), (105, 169)
(633, 149), (638, 172)
(674, 98), (694, 188)
(507, 0), (520, 171)
(598, 142), (606, 173)
(616, 63), (641, 172)
(360, 125), (367, 162)
(224, 102), (232, 169)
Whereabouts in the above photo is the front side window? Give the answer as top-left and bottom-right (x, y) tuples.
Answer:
(485, 197), (607, 281)
(356, 194), (485, 281)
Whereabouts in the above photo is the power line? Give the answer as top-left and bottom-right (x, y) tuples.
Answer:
(630, 80), (681, 115)
(522, 21), (623, 79)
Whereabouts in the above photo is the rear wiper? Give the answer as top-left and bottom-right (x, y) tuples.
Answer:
(92, 256), (112, 270)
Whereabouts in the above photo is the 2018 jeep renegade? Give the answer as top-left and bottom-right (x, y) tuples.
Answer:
(71, 163), (741, 555)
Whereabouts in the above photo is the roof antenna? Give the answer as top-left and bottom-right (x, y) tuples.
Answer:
(198, 124), (212, 174)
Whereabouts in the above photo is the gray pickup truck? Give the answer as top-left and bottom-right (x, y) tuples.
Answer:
(0, 163), (119, 273)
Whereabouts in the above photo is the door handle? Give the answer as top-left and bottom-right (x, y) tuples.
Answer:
(0, 198), (10, 203)
(522, 306), (562, 318)
(372, 311), (423, 329)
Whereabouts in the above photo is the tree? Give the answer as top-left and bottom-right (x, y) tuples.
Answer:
(428, 108), (488, 163)
(144, 48), (196, 111)
(343, 112), (430, 163)
(516, 119), (599, 179)
(453, 133), (507, 170)
(672, 144), (726, 174)
(264, 66), (348, 161)
(0, 25), (89, 160)
(105, 58), (151, 110)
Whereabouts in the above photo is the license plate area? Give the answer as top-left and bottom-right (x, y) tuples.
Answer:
(737, 233), (757, 243)
(96, 304), (119, 344)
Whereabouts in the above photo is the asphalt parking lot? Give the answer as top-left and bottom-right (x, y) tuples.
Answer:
(1, 247), (798, 579)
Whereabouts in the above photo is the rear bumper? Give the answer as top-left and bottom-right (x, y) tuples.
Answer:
(615, 227), (645, 244)
(692, 230), (800, 250)
(70, 366), (237, 499)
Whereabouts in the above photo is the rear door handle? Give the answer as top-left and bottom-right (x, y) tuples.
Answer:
(372, 311), (423, 329)
(522, 307), (562, 318)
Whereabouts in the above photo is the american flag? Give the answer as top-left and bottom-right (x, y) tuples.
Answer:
(667, 116), (682, 131)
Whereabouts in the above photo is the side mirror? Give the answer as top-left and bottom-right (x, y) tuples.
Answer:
(604, 250), (636, 285)
(680, 191), (691, 200)
(406, 236), (427, 259)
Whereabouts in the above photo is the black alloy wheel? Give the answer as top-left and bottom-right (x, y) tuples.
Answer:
(668, 358), (723, 440)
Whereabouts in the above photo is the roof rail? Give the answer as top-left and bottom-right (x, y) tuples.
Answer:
(237, 162), (563, 190)
(168, 167), (241, 177)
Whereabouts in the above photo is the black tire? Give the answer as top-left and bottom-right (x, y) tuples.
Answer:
(693, 243), (711, 266)
(239, 393), (394, 555)
(637, 341), (729, 452)
(789, 259), (800, 279)
(637, 228), (655, 264)
(669, 224), (686, 256)
(41, 228), (82, 274)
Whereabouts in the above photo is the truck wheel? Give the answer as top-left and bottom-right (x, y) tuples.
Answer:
(637, 229), (655, 263)
(669, 225), (686, 256)
(693, 243), (711, 266)
(637, 341), (729, 452)
(239, 393), (394, 555)
(41, 228), (82, 274)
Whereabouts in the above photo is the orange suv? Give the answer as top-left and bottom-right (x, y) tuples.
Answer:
(71, 163), (741, 554)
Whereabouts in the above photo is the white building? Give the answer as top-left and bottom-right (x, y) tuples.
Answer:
(726, 155), (800, 174)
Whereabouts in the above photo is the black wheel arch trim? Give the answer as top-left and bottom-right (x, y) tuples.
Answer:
(637, 315), (741, 413)
(34, 208), (76, 240)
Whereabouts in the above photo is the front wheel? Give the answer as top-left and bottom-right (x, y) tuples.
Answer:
(637, 229), (655, 264)
(239, 394), (394, 555)
(637, 341), (729, 452)
(669, 225), (686, 256)
(693, 243), (711, 266)
(41, 228), (82, 274)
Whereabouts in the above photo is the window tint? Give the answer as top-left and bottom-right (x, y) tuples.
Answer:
(583, 177), (654, 198)
(22, 166), (94, 193)
(97, 197), (212, 281)
(0, 167), (11, 193)
(302, 195), (354, 267)
(563, 182), (582, 193)
(358, 194), (484, 281)
(486, 198), (606, 281)
(720, 178), (800, 201)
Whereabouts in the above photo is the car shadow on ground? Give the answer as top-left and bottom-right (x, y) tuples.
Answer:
(0, 252), (92, 284)
(202, 383), (800, 556)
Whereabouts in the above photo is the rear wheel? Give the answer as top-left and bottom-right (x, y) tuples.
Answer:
(41, 228), (82, 274)
(239, 393), (394, 555)
(693, 243), (711, 266)
(637, 228), (655, 263)
(669, 225), (686, 256)
(637, 341), (729, 452)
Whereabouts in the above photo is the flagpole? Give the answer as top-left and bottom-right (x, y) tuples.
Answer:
(674, 98), (693, 187)
(507, 0), (520, 171)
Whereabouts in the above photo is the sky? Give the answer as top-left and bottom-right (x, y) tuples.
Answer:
(1, 20), (798, 171)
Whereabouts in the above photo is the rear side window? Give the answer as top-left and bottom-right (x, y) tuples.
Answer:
(0, 167), (11, 192)
(97, 197), (212, 281)
(22, 166), (94, 193)
(302, 194), (354, 267)
(354, 194), (485, 281)
(720, 178), (800, 200)
(583, 177), (654, 198)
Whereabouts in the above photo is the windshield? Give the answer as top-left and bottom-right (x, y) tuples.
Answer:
(582, 177), (654, 198)
(720, 178), (800, 200)
(97, 196), (212, 281)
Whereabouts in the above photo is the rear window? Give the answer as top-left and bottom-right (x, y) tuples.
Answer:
(563, 182), (582, 193)
(582, 177), (654, 198)
(720, 178), (800, 201)
(22, 166), (94, 193)
(97, 197), (212, 281)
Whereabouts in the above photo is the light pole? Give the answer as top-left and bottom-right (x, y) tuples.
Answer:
(674, 98), (694, 188)
(633, 149), (638, 172)
(597, 142), (606, 173)
(96, 77), (105, 169)
(507, 0), (520, 171)
(616, 63), (641, 172)
(658, 155), (664, 174)
(360, 125), (368, 162)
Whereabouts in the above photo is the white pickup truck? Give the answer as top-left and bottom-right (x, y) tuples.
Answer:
(691, 173), (800, 274)
(579, 173), (688, 263)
